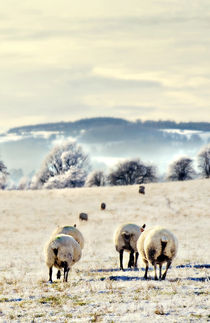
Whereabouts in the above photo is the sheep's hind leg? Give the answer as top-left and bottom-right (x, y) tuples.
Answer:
(49, 267), (53, 283)
(161, 260), (171, 280)
(144, 261), (149, 279)
(154, 264), (158, 280)
(134, 252), (139, 268)
(57, 270), (61, 279)
(64, 268), (70, 282)
(159, 264), (162, 280)
(128, 250), (134, 268)
(120, 250), (124, 270)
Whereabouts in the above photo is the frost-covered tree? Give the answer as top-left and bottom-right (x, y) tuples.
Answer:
(43, 167), (87, 189)
(0, 160), (9, 189)
(9, 168), (24, 184)
(17, 176), (31, 190)
(197, 145), (210, 178)
(85, 170), (106, 187)
(166, 157), (196, 181)
(31, 142), (90, 189)
(108, 159), (157, 186)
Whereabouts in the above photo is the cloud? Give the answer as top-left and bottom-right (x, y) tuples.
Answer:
(0, 1), (210, 129)
(1, 10), (209, 42)
(66, 74), (163, 91)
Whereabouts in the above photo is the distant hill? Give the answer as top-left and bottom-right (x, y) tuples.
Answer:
(7, 117), (130, 135)
(7, 117), (210, 134)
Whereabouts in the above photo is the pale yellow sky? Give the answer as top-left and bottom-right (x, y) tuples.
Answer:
(0, 0), (210, 131)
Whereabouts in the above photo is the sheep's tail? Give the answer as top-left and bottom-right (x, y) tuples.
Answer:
(161, 235), (168, 252)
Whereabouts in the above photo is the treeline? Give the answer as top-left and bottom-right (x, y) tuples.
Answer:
(136, 120), (210, 131)
(0, 141), (210, 190)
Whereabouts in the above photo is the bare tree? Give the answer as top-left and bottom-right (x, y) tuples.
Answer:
(166, 157), (196, 181)
(136, 165), (157, 184)
(0, 160), (9, 189)
(197, 145), (210, 178)
(108, 159), (157, 186)
(31, 141), (90, 189)
(85, 170), (106, 187)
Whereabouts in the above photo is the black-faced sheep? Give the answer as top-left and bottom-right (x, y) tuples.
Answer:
(137, 226), (178, 280)
(114, 223), (146, 270)
(45, 234), (82, 282)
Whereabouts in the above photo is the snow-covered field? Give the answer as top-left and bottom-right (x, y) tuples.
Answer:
(0, 179), (209, 322)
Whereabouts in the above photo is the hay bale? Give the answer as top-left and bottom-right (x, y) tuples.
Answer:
(101, 202), (106, 210)
(79, 212), (88, 221)
(139, 185), (145, 194)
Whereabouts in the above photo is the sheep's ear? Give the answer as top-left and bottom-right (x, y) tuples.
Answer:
(74, 224), (77, 227)
(141, 224), (146, 232)
(53, 248), (58, 256)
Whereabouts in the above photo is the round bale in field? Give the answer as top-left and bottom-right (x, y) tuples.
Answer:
(101, 202), (106, 210)
(79, 212), (88, 221)
(139, 185), (145, 194)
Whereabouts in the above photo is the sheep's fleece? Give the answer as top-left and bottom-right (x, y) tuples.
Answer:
(137, 226), (178, 264)
(52, 225), (84, 249)
(114, 223), (142, 252)
(45, 234), (82, 270)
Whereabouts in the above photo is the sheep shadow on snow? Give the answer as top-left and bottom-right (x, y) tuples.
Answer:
(176, 264), (210, 269)
(88, 264), (210, 282)
(90, 268), (145, 273)
(100, 275), (144, 281)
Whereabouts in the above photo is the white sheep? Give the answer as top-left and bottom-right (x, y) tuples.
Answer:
(114, 223), (146, 270)
(45, 234), (82, 282)
(51, 225), (84, 280)
(52, 224), (84, 249)
(137, 226), (178, 280)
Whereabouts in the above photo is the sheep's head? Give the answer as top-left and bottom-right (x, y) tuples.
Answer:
(141, 224), (146, 232)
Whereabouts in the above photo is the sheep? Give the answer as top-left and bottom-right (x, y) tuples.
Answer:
(52, 224), (84, 249)
(51, 225), (84, 280)
(79, 212), (88, 221)
(114, 223), (146, 270)
(45, 234), (82, 283)
(137, 226), (178, 280)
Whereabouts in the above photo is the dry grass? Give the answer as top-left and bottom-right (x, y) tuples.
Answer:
(0, 179), (209, 322)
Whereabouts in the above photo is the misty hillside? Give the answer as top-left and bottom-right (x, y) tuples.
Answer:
(0, 179), (209, 321)
(1, 117), (210, 181)
(7, 118), (210, 134)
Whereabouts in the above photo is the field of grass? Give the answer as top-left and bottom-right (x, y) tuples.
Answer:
(0, 179), (209, 322)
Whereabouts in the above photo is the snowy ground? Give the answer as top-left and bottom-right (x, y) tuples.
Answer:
(0, 179), (209, 322)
